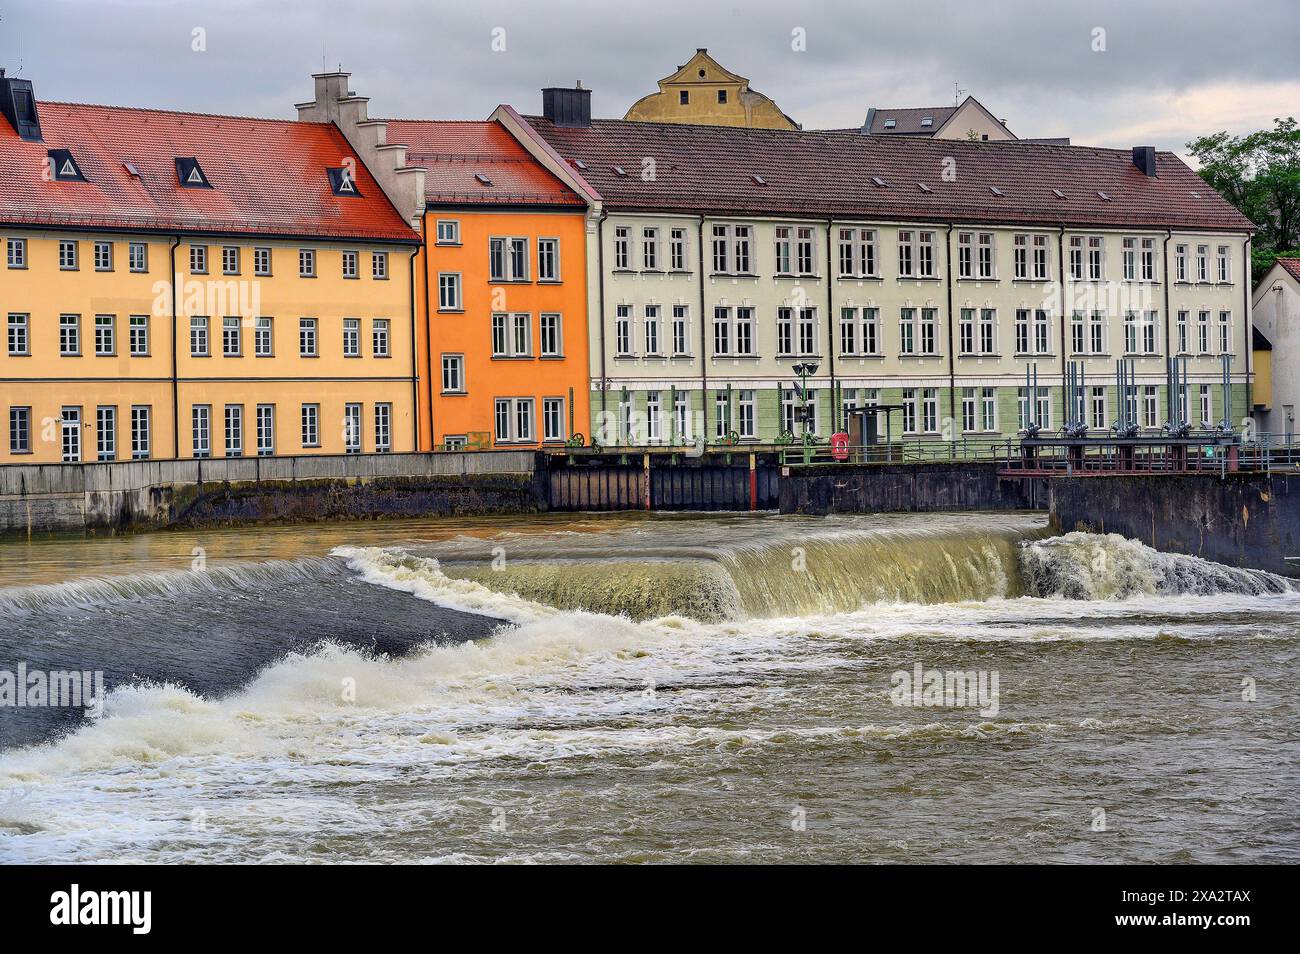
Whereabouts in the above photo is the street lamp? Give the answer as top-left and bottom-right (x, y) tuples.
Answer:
(791, 362), (819, 442)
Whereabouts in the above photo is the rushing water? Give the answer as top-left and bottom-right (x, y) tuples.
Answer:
(1, 512), (1297, 864)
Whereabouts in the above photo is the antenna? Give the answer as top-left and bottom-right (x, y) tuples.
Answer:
(953, 83), (967, 106)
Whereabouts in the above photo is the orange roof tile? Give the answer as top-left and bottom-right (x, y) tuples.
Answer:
(0, 102), (419, 242)
(383, 119), (583, 208)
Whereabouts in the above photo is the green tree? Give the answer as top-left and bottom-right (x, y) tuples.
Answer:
(1188, 117), (1300, 282)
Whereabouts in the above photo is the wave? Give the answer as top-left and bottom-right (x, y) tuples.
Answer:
(0, 556), (342, 614)
(1018, 532), (1296, 600)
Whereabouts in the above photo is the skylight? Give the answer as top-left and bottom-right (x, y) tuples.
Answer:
(1096, 190), (1112, 202)
(752, 174), (766, 185)
(175, 157), (211, 189)
(918, 183), (932, 193)
(614, 166), (628, 177)
(871, 176), (888, 188)
(573, 159), (588, 170)
(990, 186), (1005, 196)
(920, 117), (933, 127)
(882, 119), (896, 129)
(474, 173), (494, 186)
(122, 161), (141, 179)
(48, 149), (86, 182)
(327, 167), (362, 197)
(1052, 189), (1066, 199)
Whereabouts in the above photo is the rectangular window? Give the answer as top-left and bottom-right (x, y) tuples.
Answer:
(1142, 386), (1159, 428)
(1090, 311), (1106, 355)
(341, 250), (358, 279)
(920, 308), (938, 355)
(670, 229), (687, 270)
(1199, 385), (1212, 426)
(224, 404), (243, 458)
(512, 312), (531, 356)
(96, 406), (116, 461)
(488, 237), (529, 281)
(59, 240), (78, 270)
(774, 227), (793, 275)
(442, 354), (465, 392)
(1198, 310), (1211, 353)
(615, 305), (632, 356)
(1196, 244), (1208, 282)
(1014, 234), (1029, 280)
(344, 404), (362, 454)
(438, 273), (462, 311)
(375, 403), (392, 452)
(1217, 245), (1231, 283)
(917, 231), (936, 278)
(1015, 233), (1049, 280)
(736, 306), (755, 356)
(922, 388), (939, 433)
(494, 397), (535, 443)
(7, 313), (29, 356)
(129, 315), (149, 355)
(192, 405), (211, 458)
(1175, 244), (1188, 282)
(711, 224), (729, 273)
(1034, 309), (1050, 354)
(9, 406), (31, 453)
(6, 238), (26, 268)
(372, 252), (388, 280)
(1122, 237), (1136, 281)
(1090, 387), (1107, 429)
(254, 247), (272, 276)
(436, 220), (460, 245)
(256, 404), (275, 457)
(1088, 236), (1104, 280)
(797, 307), (818, 356)
(901, 389), (918, 434)
(899, 308), (915, 356)
(222, 246), (241, 276)
(645, 391), (662, 443)
(642, 228), (659, 270)
(299, 318), (318, 357)
(538, 238), (560, 280)
(1176, 310), (1189, 354)
(542, 397), (565, 442)
(190, 316), (209, 356)
(644, 305), (661, 355)
(1143, 310), (1159, 354)
(1124, 311), (1138, 354)
(94, 314), (115, 355)
(960, 308), (975, 355)
(491, 313), (509, 357)
(299, 248), (316, 277)
(613, 227), (630, 270)
(713, 306), (731, 356)
(372, 319), (390, 357)
(838, 228), (877, 278)
(672, 305), (690, 356)
(1141, 238), (1156, 281)
(301, 404), (320, 448)
(343, 318), (360, 357)
(899, 230), (915, 277)
(981, 388), (997, 432)
(222, 316), (241, 356)
(1068, 236), (1084, 281)
(190, 244), (208, 274)
(737, 390), (755, 440)
(977, 232), (995, 279)
(1070, 311), (1085, 355)
(255, 317), (273, 356)
(732, 226), (752, 273)
(980, 308), (997, 355)
(795, 227), (815, 275)
(93, 241), (113, 272)
(60, 407), (81, 462)
(841, 308), (858, 356)
(540, 313), (562, 357)
(1219, 310), (1232, 354)
(130, 406), (150, 459)
(674, 392), (692, 443)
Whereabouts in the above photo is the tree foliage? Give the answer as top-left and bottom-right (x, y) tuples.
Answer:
(1188, 117), (1300, 281)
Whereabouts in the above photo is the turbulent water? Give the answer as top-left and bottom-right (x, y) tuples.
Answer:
(1, 512), (1297, 864)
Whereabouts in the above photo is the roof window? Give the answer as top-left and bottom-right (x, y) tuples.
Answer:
(327, 167), (362, 196)
(1096, 190), (1112, 202)
(175, 157), (212, 189)
(871, 176), (888, 188)
(990, 186), (1005, 196)
(752, 174), (766, 185)
(920, 117), (933, 128)
(882, 119), (896, 129)
(918, 183), (932, 193)
(47, 148), (86, 182)
(474, 173), (494, 186)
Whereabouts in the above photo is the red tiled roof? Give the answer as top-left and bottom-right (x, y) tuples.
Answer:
(0, 102), (419, 242)
(523, 116), (1254, 232)
(1277, 258), (1300, 283)
(382, 119), (584, 207)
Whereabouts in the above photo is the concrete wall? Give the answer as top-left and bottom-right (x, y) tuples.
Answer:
(0, 450), (540, 536)
(1050, 472), (1300, 576)
(779, 461), (1046, 515)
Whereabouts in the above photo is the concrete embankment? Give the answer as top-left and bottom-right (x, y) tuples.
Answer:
(779, 461), (1047, 515)
(0, 451), (543, 536)
(1050, 471), (1300, 577)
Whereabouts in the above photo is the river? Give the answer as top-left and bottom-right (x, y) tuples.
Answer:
(1, 512), (1297, 863)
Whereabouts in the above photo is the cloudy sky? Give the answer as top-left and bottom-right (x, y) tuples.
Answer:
(3, 0), (1297, 158)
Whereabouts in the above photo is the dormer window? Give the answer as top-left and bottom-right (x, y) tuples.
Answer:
(47, 149), (86, 182)
(175, 157), (212, 189)
(327, 167), (361, 196)
(920, 117), (934, 128)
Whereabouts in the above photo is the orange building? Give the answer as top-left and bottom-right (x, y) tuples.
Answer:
(380, 120), (590, 449)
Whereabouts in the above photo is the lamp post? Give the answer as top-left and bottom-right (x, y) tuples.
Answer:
(791, 361), (819, 462)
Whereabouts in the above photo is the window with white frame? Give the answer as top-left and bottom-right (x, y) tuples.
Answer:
(341, 250), (358, 279)
(494, 397), (535, 443)
(436, 220), (460, 245)
(641, 228), (659, 270)
(711, 224), (752, 274)
(737, 390), (755, 439)
(669, 228), (687, 271)
(129, 315), (149, 356)
(301, 404), (320, 447)
(713, 306), (731, 355)
(671, 305), (690, 355)
(797, 307), (818, 356)
(222, 316), (241, 356)
(1122, 237), (1137, 281)
(538, 238), (560, 280)
(59, 314), (79, 355)
(796, 227), (816, 275)
(96, 406), (116, 461)
(1014, 234), (1050, 281)
(189, 244), (208, 274)
(192, 404), (211, 458)
(735, 306), (755, 356)
(372, 319), (390, 357)
(1217, 245), (1231, 283)
(615, 304), (632, 356)
(539, 313), (562, 357)
(1142, 310), (1159, 354)
(344, 403), (362, 454)
(254, 247), (272, 276)
(225, 404), (243, 458)
(299, 318), (318, 356)
(1196, 244), (1209, 282)
(839, 306), (880, 356)
(922, 388), (939, 433)
(1219, 310), (1232, 354)
(1089, 310), (1106, 354)
(190, 316), (209, 356)
(542, 397), (565, 442)
(901, 389), (918, 434)
(613, 227), (631, 269)
(1087, 236), (1104, 280)
(645, 391), (662, 443)
(438, 272), (462, 311)
(299, 248), (316, 277)
(981, 387), (997, 432)
(489, 237), (529, 281)
(256, 404), (274, 456)
(59, 239), (78, 270)
(7, 313), (29, 356)
(1175, 244), (1188, 282)
(774, 227), (793, 275)
(899, 230), (916, 277)
(441, 354), (465, 393)
(128, 241), (147, 272)
(94, 241), (113, 272)
(644, 305), (661, 354)
(94, 314), (115, 355)
(372, 252), (388, 280)
(6, 238), (26, 268)
(1197, 310), (1211, 353)
(838, 228), (877, 278)
(1176, 310), (1189, 354)
(343, 318), (360, 357)
(375, 403), (392, 452)
(1141, 238), (1156, 281)
(131, 405), (151, 459)
(223, 246), (241, 276)
(255, 316), (273, 356)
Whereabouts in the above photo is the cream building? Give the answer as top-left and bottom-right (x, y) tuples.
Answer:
(623, 49), (798, 130)
(1251, 258), (1300, 439)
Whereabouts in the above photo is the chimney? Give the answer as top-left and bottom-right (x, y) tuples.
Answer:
(0, 70), (42, 141)
(542, 84), (591, 127)
(1132, 145), (1157, 177)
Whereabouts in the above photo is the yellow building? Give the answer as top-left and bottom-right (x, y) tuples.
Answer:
(1, 76), (421, 463)
(624, 49), (799, 129)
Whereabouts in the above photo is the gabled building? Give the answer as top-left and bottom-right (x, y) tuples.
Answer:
(497, 85), (1254, 446)
(298, 72), (592, 450)
(624, 49), (798, 130)
(861, 95), (1015, 141)
(1252, 258), (1300, 439)
(1, 72), (421, 464)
